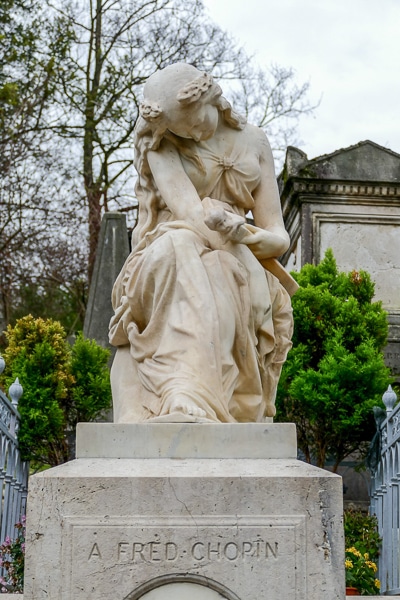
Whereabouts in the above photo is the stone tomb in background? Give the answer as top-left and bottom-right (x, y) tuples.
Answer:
(280, 140), (400, 384)
(24, 423), (345, 599)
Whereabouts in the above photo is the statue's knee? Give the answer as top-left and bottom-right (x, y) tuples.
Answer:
(146, 231), (175, 261)
(148, 229), (199, 259)
(167, 228), (198, 245)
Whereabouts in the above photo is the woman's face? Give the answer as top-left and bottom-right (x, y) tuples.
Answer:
(167, 102), (219, 142)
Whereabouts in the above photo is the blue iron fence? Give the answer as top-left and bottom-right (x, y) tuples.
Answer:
(370, 385), (400, 595)
(0, 357), (28, 549)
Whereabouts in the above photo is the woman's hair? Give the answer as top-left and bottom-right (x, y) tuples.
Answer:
(132, 66), (246, 246)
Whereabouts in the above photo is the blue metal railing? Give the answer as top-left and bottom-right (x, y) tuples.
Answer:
(0, 357), (28, 555)
(370, 386), (400, 595)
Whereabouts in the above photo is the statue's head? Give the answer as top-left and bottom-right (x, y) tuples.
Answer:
(139, 63), (223, 142)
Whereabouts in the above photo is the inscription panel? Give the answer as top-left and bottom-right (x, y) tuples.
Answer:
(61, 515), (306, 600)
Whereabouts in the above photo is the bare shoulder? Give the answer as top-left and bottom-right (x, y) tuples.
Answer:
(243, 123), (272, 154)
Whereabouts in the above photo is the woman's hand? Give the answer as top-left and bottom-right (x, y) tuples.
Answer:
(202, 197), (246, 244)
(237, 223), (289, 259)
(202, 197), (288, 258)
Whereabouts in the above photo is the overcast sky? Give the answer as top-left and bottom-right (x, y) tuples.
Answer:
(202, 0), (400, 162)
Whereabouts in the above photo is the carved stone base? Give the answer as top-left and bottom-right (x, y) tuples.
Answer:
(24, 424), (345, 600)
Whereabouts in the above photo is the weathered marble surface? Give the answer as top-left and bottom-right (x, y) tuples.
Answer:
(84, 212), (130, 349)
(75, 422), (296, 459)
(109, 63), (295, 423)
(24, 424), (345, 600)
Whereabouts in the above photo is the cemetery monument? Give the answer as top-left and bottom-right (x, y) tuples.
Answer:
(24, 63), (345, 599)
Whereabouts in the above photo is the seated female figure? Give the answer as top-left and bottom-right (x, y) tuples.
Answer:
(109, 63), (294, 423)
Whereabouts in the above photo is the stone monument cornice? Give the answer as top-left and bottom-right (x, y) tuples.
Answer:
(281, 177), (400, 217)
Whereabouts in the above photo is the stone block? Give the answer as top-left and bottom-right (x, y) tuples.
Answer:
(75, 422), (297, 459)
(24, 424), (345, 600)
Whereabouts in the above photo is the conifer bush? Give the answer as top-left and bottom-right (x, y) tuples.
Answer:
(1, 315), (111, 468)
(276, 249), (391, 470)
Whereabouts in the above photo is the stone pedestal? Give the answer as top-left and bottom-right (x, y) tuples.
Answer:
(24, 424), (345, 599)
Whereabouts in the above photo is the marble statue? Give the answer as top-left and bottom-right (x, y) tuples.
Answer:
(109, 63), (296, 423)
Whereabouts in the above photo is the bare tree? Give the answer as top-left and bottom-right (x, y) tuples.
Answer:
(228, 64), (318, 167)
(0, 146), (88, 334)
(46, 0), (249, 278)
(1, 0), (317, 329)
(0, 1), (90, 332)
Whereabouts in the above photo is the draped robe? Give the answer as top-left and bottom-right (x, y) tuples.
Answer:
(109, 126), (293, 422)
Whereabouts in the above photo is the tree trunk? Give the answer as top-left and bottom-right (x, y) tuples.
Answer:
(87, 188), (103, 282)
(84, 0), (104, 282)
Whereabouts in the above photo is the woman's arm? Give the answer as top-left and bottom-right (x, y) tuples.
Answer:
(147, 140), (224, 249)
(239, 127), (290, 259)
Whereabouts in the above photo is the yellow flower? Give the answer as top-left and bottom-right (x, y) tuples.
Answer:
(345, 559), (353, 569)
(346, 547), (362, 558)
(375, 579), (380, 589)
(366, 561), (378, 573)
(363, 552), (369, 559)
